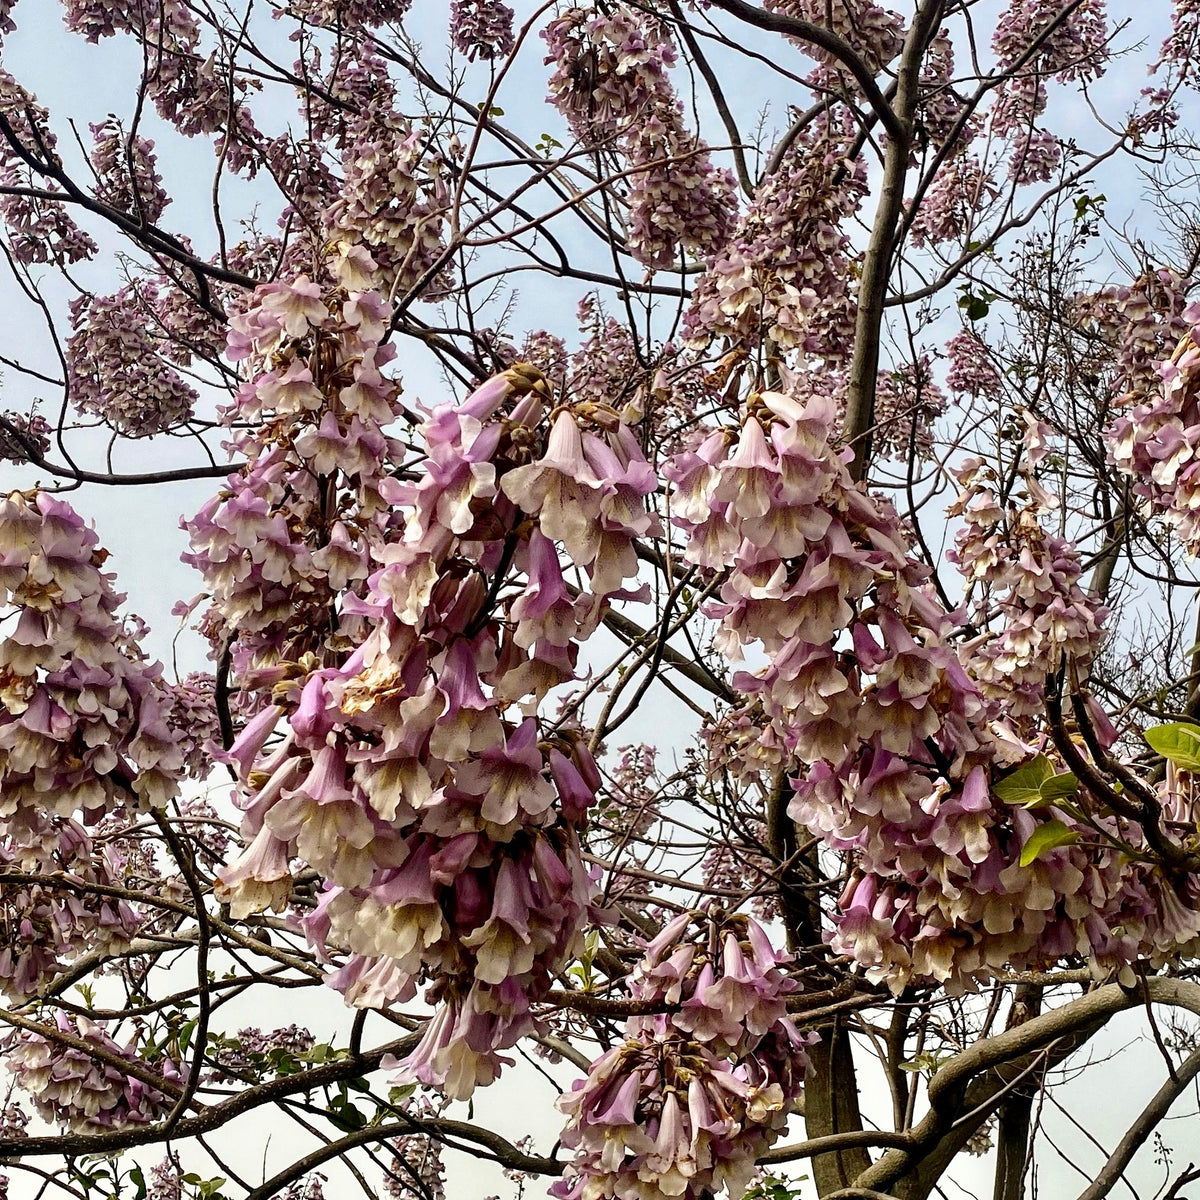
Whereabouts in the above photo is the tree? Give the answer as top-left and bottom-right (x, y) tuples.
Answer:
(5, 0), (1200, 1198)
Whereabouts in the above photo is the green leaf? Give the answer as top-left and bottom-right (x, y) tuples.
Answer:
(1019, 819), (1080, 867)
(1145, 722), (1200, 771)
(130, 1166), (147, 1200)
(1039, 772), (1079, 803)
(993, 756), (1054, 806)
(327, 1097), (367, 1132)
(177, 1018), (197, 1056)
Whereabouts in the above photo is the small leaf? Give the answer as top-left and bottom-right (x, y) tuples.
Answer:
(1039, 772), (1079, 803)
(1019, 819), (1080, 867)
(177, 1018), (197, 1055)
(993, 755), (1054, 805)
(327, 1101), (367, 1132)
(1145, 722), (1200, 771)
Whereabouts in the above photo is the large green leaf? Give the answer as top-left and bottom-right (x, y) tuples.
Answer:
(1019, 819), (1080, 867)
(1145, 722), (1200, 772)
(993, 755), (1054, 806)
(1039, 772), (1079, 803)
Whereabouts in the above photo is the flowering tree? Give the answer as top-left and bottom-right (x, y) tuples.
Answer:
(7, 1), (1200, 1198)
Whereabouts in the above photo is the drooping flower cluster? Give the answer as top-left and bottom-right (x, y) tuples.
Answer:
(208, 1024), (315, 1081)
(63, 0), (263, 176)
(282, 0), (413, 27)
(1157, 0), (1200, 83)
(914, 32), (978, 157)
(1106, 300), (1200, 555)
(945, 328), (1003, 398)
(872, 353), (947, 458)
(66, 289), (198, 437)
(0, 490), (183, 825)
(0, 491), (183, 996)
(160, 672), (219, 780)
(183, 277), (407, 700)
(908, 156), (997, 249)
(989, 0), (1107, 137)
(89, 116), (169, 224)
(450, 0), (515, 61)
(322, 104), (451, 299)
(1009, 128), (1062, 184)
(553, 911), (808, 1200)
(665, 389), (993, 818)
(0, 821), (144, 999)
(543, 6), (736, 272)
(764, 0), (904, 72)
(0, 410), (50, 465)
(685, 114), (865, 362)
(0, 69), (97, 265)
(207, 345), (661, 1098)
(386, 1097), (447, 1200)
(544, 7), (676, 144)
(992, 0), (1109, 84)
(667, 391), (1200, 989)
(5, 1015), (181, 1131)
(61, 0), (197, 43)
(1084, 267), (1191, 402)
(949, 417), (1109, 721)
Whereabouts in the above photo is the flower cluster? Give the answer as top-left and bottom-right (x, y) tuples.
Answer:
(623, 101), (738, 272)
(553, 911), (807, 1200)
(872, 353), (947, 458)
(66, 289), (198, 437)
(283, 0), (413, 27)
(1106, 300), (1200, 554)
(183, 278), (407, 699)
(945, 329), (1003, 398)
(5, 1015), (180, 1131)
(62, 0), (197, 43)
(0, 410), (50, 465)
(663, 392), (1118, 988)
(450, 0), (515, 61)
(948, 419), (1109, 721)
(908, 156), (997, 248)
(0, 820), (144, 999)
(992, 0), (1108, 84)
(1009, 128), (1062, 184)
(0, 69), (97, 265)
(915, 32), (977, 156)
(544, 7), (676, 144)
(543, 6), (736, 272)
(89, 116), (169, 224)
(207, 342), (660, 1098)
(685, 114), (865, 362)
(63, 0), (262, 175)
(0, 491), (183, 995)
(160, 672), (220, 780)
(322, 104), (451, 299)
(208, 1024), (315, 1080)
(387, 1097), (447, 1200)
(764, 0), (904, 71)
(1157, 0), (1200, 81)
(1085, 267), (1191, 402)
(0, 490), (182, 826)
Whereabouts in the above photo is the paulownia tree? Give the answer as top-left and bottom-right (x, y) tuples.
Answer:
(5, 1), (1200, 1198)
